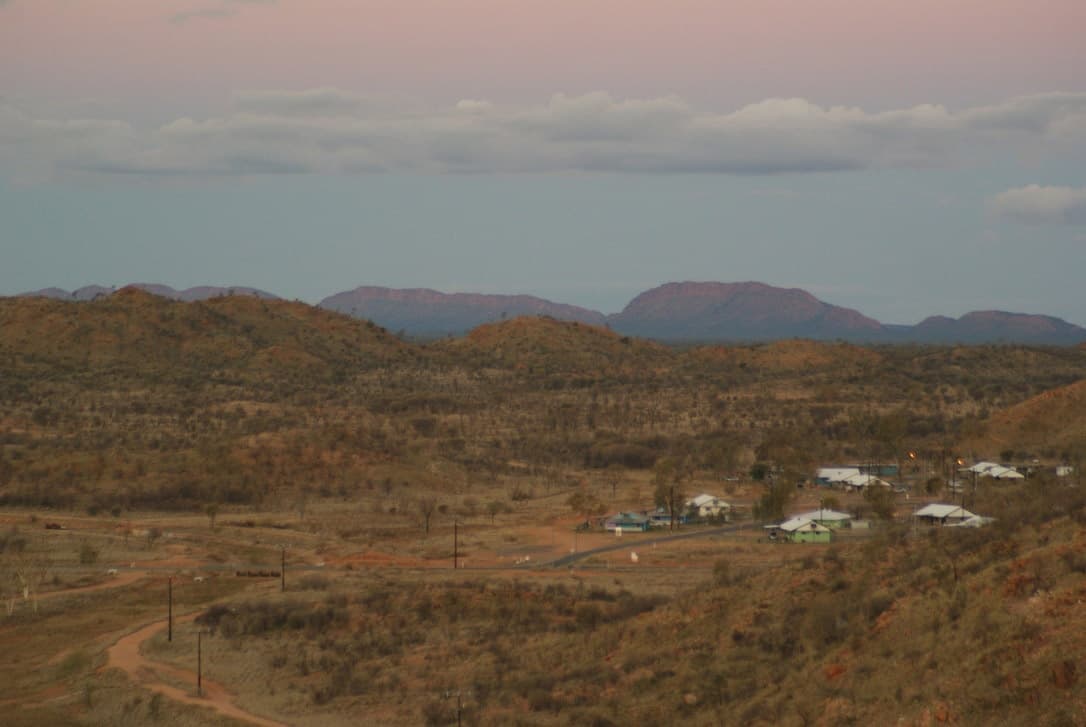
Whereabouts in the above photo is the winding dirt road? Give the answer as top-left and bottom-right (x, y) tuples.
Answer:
(105, 614), (288, 727)
(36, 570), (146, 602)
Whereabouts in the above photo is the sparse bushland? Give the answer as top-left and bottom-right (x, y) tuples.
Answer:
(192, 579), (666, 723)
(172, 483), (1086, 725)
(4, 297), (1083, 521)
(2, 294), (1086, 724)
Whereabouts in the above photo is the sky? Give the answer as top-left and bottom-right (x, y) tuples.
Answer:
(1, 0), (1085, 324)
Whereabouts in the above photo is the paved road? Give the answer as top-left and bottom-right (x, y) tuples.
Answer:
(545, 523), (748, 568)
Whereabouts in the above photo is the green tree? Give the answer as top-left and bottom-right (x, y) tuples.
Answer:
(0, 451), (13, 487)
(567, 491), (605, 525)
(752, 480), (793, 522)
(604, 463), (624, 501)
(863, 485), (897, 520)
(79, 540), (99, 565)
(417, 496), (438, 535)
(652, 457), (690, 531)
(205, 503), (219, 530)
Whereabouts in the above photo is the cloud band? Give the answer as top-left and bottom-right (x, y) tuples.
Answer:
(1, 91), (1084, 179)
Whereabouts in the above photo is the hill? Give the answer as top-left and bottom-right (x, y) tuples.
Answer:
(435, 315), (673, 375)
(20, 283), (280, 302)
(319, 286), (606, 336)
(897, 310), (1086, 345)
(607, 281), (885, 341)
(15, 280), (1086, 344)
(0, 287), (409, 379)
(968, 378), (1086, 456)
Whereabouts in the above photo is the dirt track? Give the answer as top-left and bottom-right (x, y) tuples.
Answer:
(36, 570), (146, 601)
(105, 613), (288, 727)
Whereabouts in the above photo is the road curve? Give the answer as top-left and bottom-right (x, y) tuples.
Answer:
(105, 613), (288, 727)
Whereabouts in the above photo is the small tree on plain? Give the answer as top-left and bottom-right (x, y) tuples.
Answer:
(605, 464), (624, 501)
(205, 503), (219, 530)
(418, 496), (438, 536)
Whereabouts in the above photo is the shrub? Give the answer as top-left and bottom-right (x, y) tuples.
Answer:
(297, 574), (331, 591)
(79, 541), (99, 565)
(864, 591), (894, 622)
(712, 559), (731, 587)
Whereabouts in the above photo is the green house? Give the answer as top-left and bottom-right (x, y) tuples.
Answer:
(795, 509), (852, 530)
(779, 517), (833, 543)
(604, 512), (651, 533)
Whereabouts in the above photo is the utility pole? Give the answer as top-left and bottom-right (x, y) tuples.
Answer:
(281, 547), (285, 592)
(445, 689), (469, 727)
(197, 630), (203, 697)
(168, 577), (173, 642)
(453, 522), (458, 570)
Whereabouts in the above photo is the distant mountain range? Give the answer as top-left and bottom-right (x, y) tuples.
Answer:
(318, 282), (1086, 345)
(15, 281), (1086, 345)
(23, 284), (278, 302)
(319, 286), (605, 336)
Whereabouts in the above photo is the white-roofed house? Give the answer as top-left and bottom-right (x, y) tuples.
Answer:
(964, 462), (1024, 480)
(686, 494), (731, 521)
(842, 473), (892, 492)
(776, 517), (833, 543)
(816, 467), (862, 486)
(914, 503), (977, 526)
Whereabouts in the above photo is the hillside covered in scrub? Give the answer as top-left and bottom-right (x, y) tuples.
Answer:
(1, 291), (1085, 726)
(186, 481), (1086, 726)
(2, 291), (1086, 513)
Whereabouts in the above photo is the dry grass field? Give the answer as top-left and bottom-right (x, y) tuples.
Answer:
(2, 292), (1085, 724)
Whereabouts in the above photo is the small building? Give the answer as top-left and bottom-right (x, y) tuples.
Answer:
(686, 494), (731, 520)
(793, 508), (852, 529)
(604, 512), (651, 533)
(914, 503), (977, 526)
(649, 508), (689, 527)
(964, 462), (1024, 480)
(816, 467), (862, 486)
(842, 473), (892, 491)
(946, 515), (994, 528)
(777, 517), (833, 543)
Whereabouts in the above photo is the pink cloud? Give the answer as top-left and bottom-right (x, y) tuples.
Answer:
(1, 0), (1083, 111)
